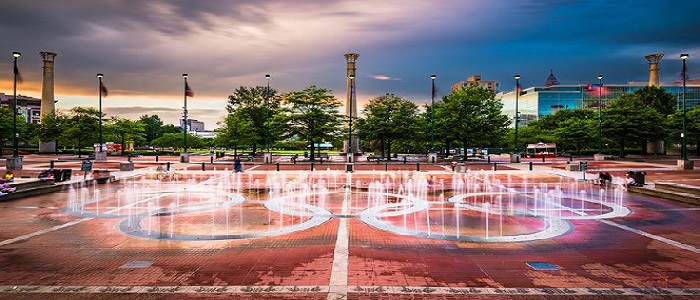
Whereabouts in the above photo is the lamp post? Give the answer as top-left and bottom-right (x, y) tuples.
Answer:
(430, 75), (436, 154)
(348, 74), (355, 163)
(265, 74), (271, 154)
(514, 75), (521, 154)
(12, 52), (21, 158)
(97, 73), (104, 153)
(182, 74), (189, 155)
(597, 75), (603, 154)
(681, 54), (688, 161)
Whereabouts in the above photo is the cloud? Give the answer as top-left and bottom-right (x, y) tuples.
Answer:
(369, 75), (401, 81)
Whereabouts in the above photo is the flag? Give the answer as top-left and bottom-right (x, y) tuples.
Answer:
(185, 82), (194, 97)
(14, 64), (23, 84)
(100, 82), (109, 97)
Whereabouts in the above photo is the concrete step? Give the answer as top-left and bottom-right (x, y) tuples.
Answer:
(653, 182), (700, 196)
(629, 185), (700, 205)
(1, 181), (64, 201)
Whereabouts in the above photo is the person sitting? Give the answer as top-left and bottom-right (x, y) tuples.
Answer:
(3, 171), (14, 182)
(624, 174), (636, 190)
(0, 179), (16, 194)
(598, 172), (612, 186)
(38, 169), (54, 182)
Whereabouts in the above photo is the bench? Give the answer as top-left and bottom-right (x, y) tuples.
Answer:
(367, 155), (381, 161)
(93, 170), (113, 184)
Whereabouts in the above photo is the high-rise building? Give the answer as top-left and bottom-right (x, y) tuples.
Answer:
(451, 75), (500, 93)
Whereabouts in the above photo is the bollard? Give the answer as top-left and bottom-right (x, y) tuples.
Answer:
(403, 156), (407, 164)
(276, 163), (280, 171)
(202, 162), (205, 171)
(493, 162), (498, 171)
(542, 156), (545, 162)
(50, 160), (55, 169)
(416, 162), (420, 171)
(529, 161), (533, 171)
(385, 163), (389, 172)
(210, 156), (214, 163)
(487, 156), (491, 163)
(156, 155), (159, 162)
(167, 161), (171, 171)
(311, 163), (315, 171)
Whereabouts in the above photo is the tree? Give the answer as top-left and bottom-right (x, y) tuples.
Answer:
(224, 85), (279, 154)
(356, 94), (419, 159)
(104, 117), (145, 155)
(63, 107), (100, 157)
(602, 94), (666, 157)
(523, 109), (597, 155)
(435, 86), (509, 159)
(35, 111), (69, 154)
(215, 112), (256, 155)
(137, 115), (164, 145)
(0, 105), (28, 156)
(668, 105), (700, 154)
(279, 86), (343, 160)
(152, 133), (204, 149)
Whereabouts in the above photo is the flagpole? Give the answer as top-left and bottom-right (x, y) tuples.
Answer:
(97, 73), (104, 153)
(182, 74), (189, 155)
(12, 52), (21, 158)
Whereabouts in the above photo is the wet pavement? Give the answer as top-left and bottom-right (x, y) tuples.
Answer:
(0, 154), (698, 299)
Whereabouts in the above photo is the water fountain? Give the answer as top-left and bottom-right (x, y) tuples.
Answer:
(60, 168), (630, 243)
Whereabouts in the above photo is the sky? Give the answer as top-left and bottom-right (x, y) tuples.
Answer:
(1, 0), (699, 129)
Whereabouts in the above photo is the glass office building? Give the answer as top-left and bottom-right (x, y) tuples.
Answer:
(498, 84), (700, 127)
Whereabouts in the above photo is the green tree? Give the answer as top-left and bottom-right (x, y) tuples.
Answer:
(137, 115), (164, 145)
(602, 94), (666, 157)
(279, 86), (342, 161)
(0, 105), (28, 156)
(668, 105), (700, 154)
(224, 86), (279, 154)
(35, 111), (69, 154)
(215, 112), (256, 155)
(104, 117), (145, 155)
(356, 94), (419, 159)
(63, 107), (100, 157)
(524, 109), (597, 155)
(435, 86), (509, 159)
(152, 133), (203, 149)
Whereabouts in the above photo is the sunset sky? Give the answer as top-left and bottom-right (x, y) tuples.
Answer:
(1, 0), (699, 129)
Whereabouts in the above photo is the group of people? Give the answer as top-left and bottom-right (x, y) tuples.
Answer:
(597, 171), (644, 190)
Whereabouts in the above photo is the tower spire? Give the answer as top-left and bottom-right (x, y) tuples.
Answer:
(544, 69), (560, 87)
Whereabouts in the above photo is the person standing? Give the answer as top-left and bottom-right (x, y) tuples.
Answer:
(233, 156), (242, 172)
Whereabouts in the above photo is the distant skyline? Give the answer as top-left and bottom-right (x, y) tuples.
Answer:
(1, 0), (699, 128)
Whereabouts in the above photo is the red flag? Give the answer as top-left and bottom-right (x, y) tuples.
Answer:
(100, 82), (108, 97)
(14, 64), (23, 84)
(185, 82), (194, 97)
(516, 81), (525, 95)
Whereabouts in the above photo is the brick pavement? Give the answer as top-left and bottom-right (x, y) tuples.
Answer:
(0, 154), (698, 299)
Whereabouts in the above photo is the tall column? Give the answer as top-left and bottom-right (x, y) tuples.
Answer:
(39, 51), (58, 153)
(645, 53), (663, 87)
(344, 53), (360, 154)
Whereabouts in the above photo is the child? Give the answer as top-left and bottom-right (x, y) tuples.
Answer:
(3, 170), (14, 182)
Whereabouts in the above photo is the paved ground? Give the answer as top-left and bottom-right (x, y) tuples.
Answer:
(0, 154), (698, 299)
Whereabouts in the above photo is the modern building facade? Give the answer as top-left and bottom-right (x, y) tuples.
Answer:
(452, 75), (499, 93)
(0, 92), (42, 124)
(498, 83), (700, 128)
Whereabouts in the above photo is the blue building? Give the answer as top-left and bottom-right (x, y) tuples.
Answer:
(498, 79), (700, 127)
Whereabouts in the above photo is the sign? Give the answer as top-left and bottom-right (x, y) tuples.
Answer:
(81, 161), (93, 172)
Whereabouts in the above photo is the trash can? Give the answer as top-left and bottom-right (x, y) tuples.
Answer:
(53, 169), (65, 182)
(61, 169), (72, 181)
(627, 171), (646, 185)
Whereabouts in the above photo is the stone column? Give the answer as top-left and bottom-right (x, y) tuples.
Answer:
(344, 53), (360, 154)
(39, 51), (58, 153)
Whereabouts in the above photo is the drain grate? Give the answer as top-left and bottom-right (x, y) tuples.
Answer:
(120, 260), (155, 269)
(526, 262), (560, 270)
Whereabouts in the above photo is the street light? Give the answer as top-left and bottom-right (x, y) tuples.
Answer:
(681, 53), (688, 160)
(597, 75), (603, 154)
(265, 74), (271, 154)
(12, 52), (21, 158)
(514, 74), (521, 154)
(430, 74), (436, 154)
(348, 74), (355, 163)
(97, 73), (104, 153)
(182, 74), (189, 155)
